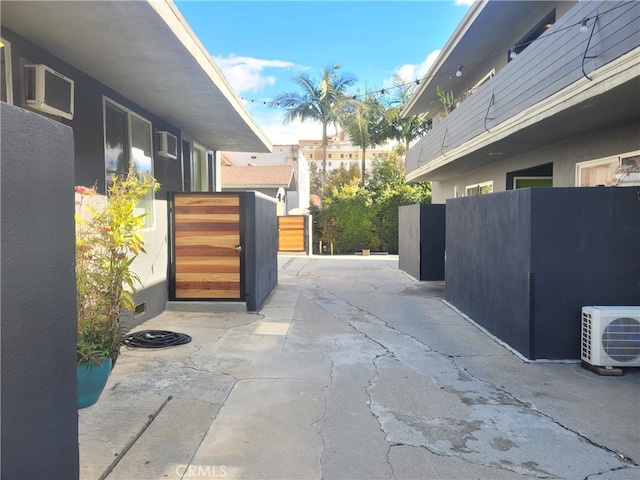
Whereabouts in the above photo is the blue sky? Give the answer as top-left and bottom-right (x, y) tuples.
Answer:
(175, 1), (472, 145)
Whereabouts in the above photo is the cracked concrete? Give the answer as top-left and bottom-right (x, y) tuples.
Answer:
(79, 255), (640, 480)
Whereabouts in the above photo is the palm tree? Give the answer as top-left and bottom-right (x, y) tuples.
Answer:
(272, 64), (357, 194)
(386, 76), (431, 158)
(342, 87), (389, 187)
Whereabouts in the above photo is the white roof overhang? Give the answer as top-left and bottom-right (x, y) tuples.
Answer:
(1, 0), (272, 153)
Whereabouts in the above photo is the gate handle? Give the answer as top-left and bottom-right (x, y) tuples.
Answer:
(234, 245), (242, 253)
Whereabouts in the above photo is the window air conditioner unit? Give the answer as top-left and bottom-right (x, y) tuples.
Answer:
(156, 131), (178, 160)
(581, 306), (640, 367)
(24, 64), (74, 120)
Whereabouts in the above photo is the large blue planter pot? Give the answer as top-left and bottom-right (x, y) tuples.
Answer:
(77, 358), (112, 409)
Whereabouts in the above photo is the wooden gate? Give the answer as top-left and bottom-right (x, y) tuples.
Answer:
(170, 193), (243, 300)
(278, 215), (305, 252)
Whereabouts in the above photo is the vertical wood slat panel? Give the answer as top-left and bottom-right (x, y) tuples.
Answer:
(173, 194), (241, 299)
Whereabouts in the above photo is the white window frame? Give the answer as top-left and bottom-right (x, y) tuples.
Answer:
(191, 142), (208, 192)
(1, 37), (13, 104)
(575, 150), (640, 187)
(465, 180), (493, 196)
(103, 97), (156, 229)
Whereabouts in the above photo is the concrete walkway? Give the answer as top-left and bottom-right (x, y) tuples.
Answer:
(79, 255), (640, 480)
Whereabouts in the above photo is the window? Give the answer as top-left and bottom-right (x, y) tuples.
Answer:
(576, 151), (640, 186)
(1, 38), (13, 104)
(340, 154), (344, 159)
(104, 98), (155, 228)
(349, 154), (352, 159)
(465, 181), (493, 196)
(191, 143), (208, 191)
(509, 10), (555, 62)
(309, 153), (313, 159)
(328, 154), (332, 159)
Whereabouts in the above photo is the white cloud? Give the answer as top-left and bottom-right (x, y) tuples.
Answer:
(385, 49), (441, 87)
(214, 55), (295, 94)
(454, 0), (475, 6)
(247, 106), (325, 145)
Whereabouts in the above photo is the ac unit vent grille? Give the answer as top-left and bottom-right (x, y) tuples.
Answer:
(602, 317), (640, 362)
(581, 310), (592, 362)
(581, 306), (640, 367)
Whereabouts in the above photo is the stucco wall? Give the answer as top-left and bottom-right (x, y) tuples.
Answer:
(4, 27), (186, 327)
(445, 187), (640, 360)
(242, 192), (278, 311)
(399, 204), (446, 281)
(1, 104), (79, 479)
(398, 205), (421, 280)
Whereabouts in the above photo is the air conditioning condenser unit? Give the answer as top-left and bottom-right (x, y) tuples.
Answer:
(581, 306), (640, 368)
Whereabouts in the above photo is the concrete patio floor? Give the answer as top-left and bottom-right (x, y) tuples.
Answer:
(79, 255), (640, 480)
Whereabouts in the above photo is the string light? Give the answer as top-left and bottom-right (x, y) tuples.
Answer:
(235, 2), (627, 107)
(580, 17), (588, 33)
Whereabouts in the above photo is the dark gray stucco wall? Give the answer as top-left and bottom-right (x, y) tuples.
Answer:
(242, 192), (278, 311)
(529, 187), (640, 359)
(445, 188), (640, 360)
(445, 191), (533, 357)
(1, 104), (79, 479)
(399, 205), (421, 280)
(421, 204), (446, 281)
(399, 204), (446, 281)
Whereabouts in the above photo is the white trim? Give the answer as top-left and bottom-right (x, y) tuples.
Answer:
(191, 142), (208, 192)
(102, 96), (156, 229)
(465, 180), (493, 196)
(1, 38), (13, 105)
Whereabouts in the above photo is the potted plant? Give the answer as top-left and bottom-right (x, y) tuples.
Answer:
(75, 169), (159, 408)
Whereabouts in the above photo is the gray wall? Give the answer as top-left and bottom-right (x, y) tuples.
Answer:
(242, 192), (278, 311)
(399, 205), (421, 280)
(3, 27), (187, 327)
(399, 204), (446, 281)
(431, 120), (640, 203)
(1, 104), (79, 479)
(445, 187), (640, 360)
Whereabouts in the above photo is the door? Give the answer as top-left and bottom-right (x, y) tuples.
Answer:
(171, 193), (242, 300)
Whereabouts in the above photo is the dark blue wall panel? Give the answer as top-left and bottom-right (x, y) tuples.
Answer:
(446, 191), (533, 357)
(530, 187), (640, 359)
(1, 104), (79, 479)
(399, 204), (446, 281)
(445, 188), (640, 360)
(242, 192), (278, 311)
(421, 204), (446, 281)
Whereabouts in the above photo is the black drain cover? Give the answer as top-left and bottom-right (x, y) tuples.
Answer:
(123, 330), (192, 348)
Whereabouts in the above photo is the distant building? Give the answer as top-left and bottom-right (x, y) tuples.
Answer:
(221, 144), (310, 214)
(299, 130), (395, 175)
